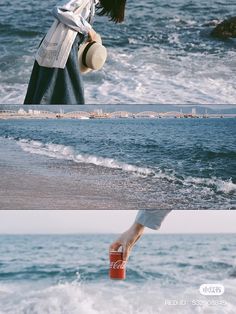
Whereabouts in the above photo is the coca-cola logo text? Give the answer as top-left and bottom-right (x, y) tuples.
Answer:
(110, 260), (127, 269)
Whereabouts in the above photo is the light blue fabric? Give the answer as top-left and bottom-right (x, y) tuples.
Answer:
(135, 210), (172, 230)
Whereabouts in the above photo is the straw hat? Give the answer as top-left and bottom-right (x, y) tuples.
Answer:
(78, 33), (107, 74)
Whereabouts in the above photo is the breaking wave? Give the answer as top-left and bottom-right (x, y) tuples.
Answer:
(18, 139), (154, 176)
(17, 138), (236, 196)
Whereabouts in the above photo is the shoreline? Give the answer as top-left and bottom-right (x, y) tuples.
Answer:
(0, 123), (235, 210)
(1, 112), (236, 120)
(0, 138), (156, 210)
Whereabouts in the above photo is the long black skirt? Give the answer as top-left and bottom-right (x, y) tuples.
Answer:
(24, 33), (85, 105)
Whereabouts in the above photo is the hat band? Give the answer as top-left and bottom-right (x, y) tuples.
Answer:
(82, 41), (96, 68)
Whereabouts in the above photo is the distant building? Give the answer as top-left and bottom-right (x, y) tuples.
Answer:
(18, 108), (26, 115)
(192, 108), (196, 115)
(94, 108), (103, 114)
(29, 109), (41, 115)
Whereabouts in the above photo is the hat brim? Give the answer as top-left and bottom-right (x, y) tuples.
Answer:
(78, 33), (103, 74)
(78, 43), (93, 73)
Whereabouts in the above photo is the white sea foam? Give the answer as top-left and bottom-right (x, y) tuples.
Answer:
(3, 45), (236, 105)
(17, 138), (236, 196)
(18, 139), (154, 176)
(184, 177), (236, 194)
(83, 47), (236, 104)
(0, 280), (235, 314)
(154, 170), (236, 195)
(0, 83), (27, 104)
(0, 283), (13, 294)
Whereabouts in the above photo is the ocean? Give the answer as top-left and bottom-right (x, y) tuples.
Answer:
(0, 118), (235, 209)
(0, 0), (236, 104)
(0, 234), (235, 314)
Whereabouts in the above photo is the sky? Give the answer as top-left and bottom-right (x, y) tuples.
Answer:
(0, 210), (236, 234)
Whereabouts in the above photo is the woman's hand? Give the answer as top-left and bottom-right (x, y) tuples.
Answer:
(109, 223), (145, 261)
(88, 28), (97, 42)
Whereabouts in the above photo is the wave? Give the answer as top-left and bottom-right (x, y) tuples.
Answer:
(1, 136), (234, 197)
(0, 282), (102, 314)
(17, 139), (155, 176)
(229, 268), (236, 278)
(0, 23), (40, 37)
(1, 279), (236, 314)
(183, 176), (236, 194)
(194, 149), (236, 160)
(0, 282), (153, 314)
(0, 264), (169, 283)
(13, 138), (236, 195)
(0, 270), (66, 280)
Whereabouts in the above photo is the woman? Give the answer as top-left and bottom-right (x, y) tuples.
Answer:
(24, 0), (127, 104)
(110, 210), (172, 261)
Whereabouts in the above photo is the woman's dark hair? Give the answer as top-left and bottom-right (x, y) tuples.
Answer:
(97, 0), (126, 23)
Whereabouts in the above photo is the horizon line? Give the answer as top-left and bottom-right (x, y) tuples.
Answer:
(0, 232), (235, 235)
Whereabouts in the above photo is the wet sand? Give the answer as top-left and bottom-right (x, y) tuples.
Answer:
(0, 138), (148, 210)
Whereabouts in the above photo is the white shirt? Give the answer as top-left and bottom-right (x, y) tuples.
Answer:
(53, 0), (99, 35)
(36, 0), (99, 68)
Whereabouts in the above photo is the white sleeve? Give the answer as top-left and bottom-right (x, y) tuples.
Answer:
(52, 2), (92, 35)
(135, 210), (171, 230)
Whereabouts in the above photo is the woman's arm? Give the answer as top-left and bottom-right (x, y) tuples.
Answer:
(52, 6), (92, 35)
(110, 210), (171, 260)
(52, 0), (96, 36)
(88, 28), (98, 41)
(110, 222), (145, 261)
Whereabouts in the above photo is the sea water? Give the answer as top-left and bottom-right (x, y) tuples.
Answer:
(0, 0), (236, 104)
(0, 118), (235, 209)
(0, 234), (235, 314)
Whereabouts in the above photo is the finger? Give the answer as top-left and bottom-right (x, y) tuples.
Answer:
(122, 245), (130, 261)
(109, 242), (122, 252)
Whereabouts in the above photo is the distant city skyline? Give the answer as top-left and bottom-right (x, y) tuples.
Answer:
(1, 104), (236, 114)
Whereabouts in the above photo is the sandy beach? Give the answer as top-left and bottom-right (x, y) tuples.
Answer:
(0, 137), (152, 210)
(1, 118), (235, 210)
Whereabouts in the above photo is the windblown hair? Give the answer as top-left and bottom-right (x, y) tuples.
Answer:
(97, 0), (126, 23)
